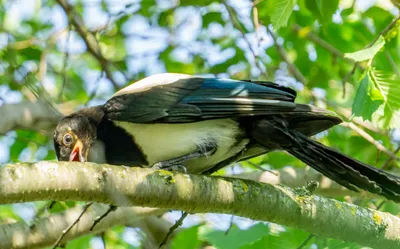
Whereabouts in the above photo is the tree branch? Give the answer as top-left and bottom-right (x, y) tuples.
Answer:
(55, 0), (120, 89)
(0, 101), (62, 135)
(267, 26), (308, 84)
(0, 203), (163, 249)
(0, 101), (368, 199)
(341, 122), (400, 161)
(234, 167), (367, 198)
(1, 162), (399, 248)
(292, 24), (352, 62)
(223, 2), (269, 79)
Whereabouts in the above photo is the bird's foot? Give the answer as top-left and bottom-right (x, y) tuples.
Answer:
(201, 142), (217, 157)
(151, 141), (217, 173)
(151, 162), (187, 173)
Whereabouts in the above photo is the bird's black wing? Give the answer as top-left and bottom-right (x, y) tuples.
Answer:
(104, 75), (306, 123)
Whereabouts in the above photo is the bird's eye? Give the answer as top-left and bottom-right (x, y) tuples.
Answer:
(63, 134), (74, 146)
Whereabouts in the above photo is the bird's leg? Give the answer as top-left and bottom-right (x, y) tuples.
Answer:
(156, 142), (217, 247)
(151, 142), (217, 172)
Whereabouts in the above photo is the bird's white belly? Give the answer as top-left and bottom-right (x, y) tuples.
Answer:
(113, 119), (249, 173)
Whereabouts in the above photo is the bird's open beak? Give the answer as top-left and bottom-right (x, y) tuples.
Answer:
(69, 140), (86, 162)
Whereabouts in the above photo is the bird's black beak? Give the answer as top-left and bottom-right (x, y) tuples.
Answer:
(69, 139), (87, 162)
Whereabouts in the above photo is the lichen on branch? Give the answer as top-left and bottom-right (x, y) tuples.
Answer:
(0, 161), (399, 248)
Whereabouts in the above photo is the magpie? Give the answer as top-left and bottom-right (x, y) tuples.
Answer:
(54, 73), (400, 202)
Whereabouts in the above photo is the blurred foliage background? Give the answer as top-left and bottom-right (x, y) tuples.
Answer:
(0, 0), (400, 248)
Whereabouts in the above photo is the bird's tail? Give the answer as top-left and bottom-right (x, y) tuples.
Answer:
(251, 119), (400, 202)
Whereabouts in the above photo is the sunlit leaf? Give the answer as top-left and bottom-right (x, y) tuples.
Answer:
(352, 68), (384, 122)
(304, 0), (339, 24)
(352, 68), (400, 128)
(268, 0), (297, 29)
(369, 69), (400, 128)
(344, 36), (386, 61)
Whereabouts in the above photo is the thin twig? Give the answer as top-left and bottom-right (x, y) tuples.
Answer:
(29, 201), (53, 229)
(90, 205), (117, 231)
(58, 24), (71, 102)
(85, 71), (105, 106)
(342, 62), (359, 98)
(341, 122), (400, 161)
(384, 50), (400, 78)
(251, 5), (268, 79)
(292, 24), (353, 62)
(223, 2), (269, 79)
(246, 160), (267, 171)
(296, 234), (314, 249)
(52, 202), (93, 249)
(159, 212), (189, 248)
(342, 15), (400, 90)
(374, 16), (400, 43)
(382, 145), (400, 169)
(267, 26), (308, 84)
(224, 215), (235, 235)
(246, 160), (279, 176)
(49, 201), (57, 209)
(56, 0), (120, 89)
(292, 24), (357, 98)
(376, 200), (386, 210)
(99, 232), (107, 249)
(327, 101), (386, 135)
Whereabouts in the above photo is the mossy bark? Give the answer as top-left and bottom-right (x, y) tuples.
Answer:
(1, 161), (399, 248)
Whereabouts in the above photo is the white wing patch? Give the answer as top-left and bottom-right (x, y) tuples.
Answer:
(113, 73), (195, 96)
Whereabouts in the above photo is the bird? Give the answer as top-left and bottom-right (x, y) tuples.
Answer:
(54, 73), (400, 202)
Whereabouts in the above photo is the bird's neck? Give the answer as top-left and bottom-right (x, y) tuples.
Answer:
(76, 105), (105, 126)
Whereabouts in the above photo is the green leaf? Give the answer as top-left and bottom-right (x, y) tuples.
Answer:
(368, 70), (400, 128)
(200, 223), (269, 249)
(49, 201), (77, 213)
(344, 36), (386, 61)
(65, 234), (92, 249)
(314, 237), (365, 249)
(10, 139), (27, 162)
(352, 69), (384, 121)
(0, 205), (22, 222)
(172, 225), (201, 249)
(259, 152), (301, 169)
(364, 7), (393, 32)
(352, 68), (400, 128)
(138, 0), (156, 17)
(202, 12), (224, 28)
(239, 227), (310, 249)
(317, 0), (339, 20)
(304, 0), (339, 24)
(268, 0), (297, 29)
(158, 9), (175, 27)
(179, 0), (214, 6)
(19, 46), (42, 61)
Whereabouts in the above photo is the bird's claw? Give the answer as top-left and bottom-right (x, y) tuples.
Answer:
(151, 162), (187, 173)
(164, 164), (187, 173)
(151, 162), (163, 170)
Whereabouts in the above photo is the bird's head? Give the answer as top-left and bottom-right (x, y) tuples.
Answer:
(54, 114), (98, 162)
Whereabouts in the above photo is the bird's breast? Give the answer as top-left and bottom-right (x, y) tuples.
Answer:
(87, 140), (107, 164)
(113, 119), (249, 173)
